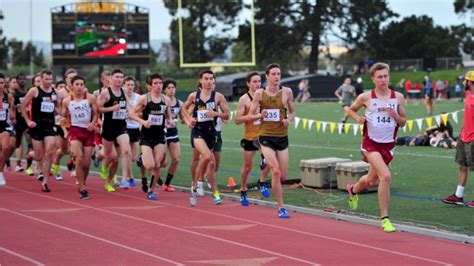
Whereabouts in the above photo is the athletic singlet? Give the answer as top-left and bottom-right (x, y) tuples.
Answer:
(102, 87), (127, 132)
(363, 90), (399, 143)
(30, 86), (57, 126)
(243, 92), (261, 141)
(193, 89), (216, 132)
(126, 92), (140, 129)
(166, 99), (181, 138)
(13, 89), (26, 123)
(69, 93), (91, 129)
(0, 93), (10, 127)
(141, 93), (167, 138)
(58, 87), (74, 127)
(259, 88), (287, 137)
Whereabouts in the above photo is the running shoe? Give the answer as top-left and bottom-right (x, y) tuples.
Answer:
(381, 217), (396, 233)
(259, 153), (266, 170)
(113, 176), (119, 187)
(100, 165), (108, 181)
(52, 163), (60, 177)
(5, 159), (11, 171)
(104, 183), (115, 192)
(25, 167), (34, 176)
(240, 191), (249, 206)
(136, 154), (143, 167)
(55, 173), (63, 181)
(190, 187), (197, 206)
(147, 191), (157, 201)
(466, 201), (474, 208)
(259, 182), (270, 198)
(442, 194), (464, 206)
(196, 180), (205, 196)
(37, 173), (44, 182)
(213, 193), (222, 205)
(347, 184), (359, 211)
(128, 178), (136, 187)
(41, 183), (51, 192)
(163, 184), (175, 192)
(278, 208), (290, 218)
(15, 165), (24, 172)
(80, 190), (90, 200)
(0, 172), (6, 186)
(66, 158), (74, 171)
(141, 178), (148, 193)
(119, 180), (130, 190)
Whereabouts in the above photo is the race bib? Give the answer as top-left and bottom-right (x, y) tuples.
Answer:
(0, 110), (6, 121)
(148, 114), (164, 126)
(40, 101), (55, 113)
(263, 109), (280, 122)
(112, 109), (126, 120)
(197, 110), (213, 122)
(372, 113), (395, 128)
(73, 112), (90, 122)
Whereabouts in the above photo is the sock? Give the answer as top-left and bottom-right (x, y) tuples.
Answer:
(380, 216), (389, 220)
(241, 190), (247, 196)
(16, 160), (21, 166)
(165, 174), (174, 186)
(455, 185), (465, 198)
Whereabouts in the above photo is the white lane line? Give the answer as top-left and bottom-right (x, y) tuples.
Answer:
(3, 187), (318, 265)
(57, 181), (453, 265)
(0, 246), (45, 265)
(0, 208), (183, 266)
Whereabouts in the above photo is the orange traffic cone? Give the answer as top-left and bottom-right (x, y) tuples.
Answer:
(227, 176), (236, 187)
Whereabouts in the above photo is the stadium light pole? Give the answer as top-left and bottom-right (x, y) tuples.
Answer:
(29, 0), (33, 75)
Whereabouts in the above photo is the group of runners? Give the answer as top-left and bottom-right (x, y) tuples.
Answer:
(0, 63), (471, 231)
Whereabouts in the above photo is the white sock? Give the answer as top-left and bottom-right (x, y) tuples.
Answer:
(455, 185), (464, 198)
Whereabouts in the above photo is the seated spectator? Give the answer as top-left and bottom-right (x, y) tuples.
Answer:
(396, 134), (428, 146)
(429, 131), (457, 149)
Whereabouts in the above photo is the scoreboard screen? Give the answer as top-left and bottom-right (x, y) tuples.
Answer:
(52, 2), (150, 65)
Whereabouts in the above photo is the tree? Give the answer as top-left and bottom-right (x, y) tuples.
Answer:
(163, 0), (243, 65)
(0, 11), (8, 69)
(236, 0), (396, 73)
(454, 0), (474, 14)
(366, 16), (461, 59)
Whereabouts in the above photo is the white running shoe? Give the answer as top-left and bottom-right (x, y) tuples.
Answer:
(15, 165), (24, 172)
(0, 172), (6, 186)
(196, 181), (205, 196)
(55, 173), (63, 181)
(190, 187), (197, 206)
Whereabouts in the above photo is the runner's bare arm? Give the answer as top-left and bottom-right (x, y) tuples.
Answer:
(347, 92), (369, 124)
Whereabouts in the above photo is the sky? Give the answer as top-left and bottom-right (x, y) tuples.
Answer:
(0, 0), (471, 43)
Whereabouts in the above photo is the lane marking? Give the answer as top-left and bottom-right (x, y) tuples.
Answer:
(3, 187), (319, 265)
(0, 208), (184, 266)
(0, 246), (45, 265)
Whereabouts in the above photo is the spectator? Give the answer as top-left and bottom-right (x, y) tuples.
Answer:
(404, 79), (413, 102)
(424, 76), (435, 116)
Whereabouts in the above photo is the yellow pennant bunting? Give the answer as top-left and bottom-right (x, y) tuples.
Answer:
(330, 122), (336, 134)
(441, 114), (448, 125)
(316, 121), (321, 132)
(360, 124), (364, 135)
(302, 118), (308, 129)
(407, 120), (414, 131)
(425, 117), (433, 128)
(344, 123), (351, 134)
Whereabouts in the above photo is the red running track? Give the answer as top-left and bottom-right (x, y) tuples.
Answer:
(0, 170), (472, 265)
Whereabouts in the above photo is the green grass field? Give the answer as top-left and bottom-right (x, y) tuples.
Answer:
(140, 99), (472, 235)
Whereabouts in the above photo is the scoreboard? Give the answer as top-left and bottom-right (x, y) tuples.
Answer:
(51, 2), (150, 65)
